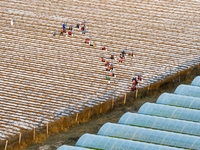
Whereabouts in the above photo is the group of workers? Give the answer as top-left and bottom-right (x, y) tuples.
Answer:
(105, 60), (115, 77)
(119, 49), (134, 63)
(90, 30), (142, 91)
(58, 20), (87, 36)
(59, 22), (72, 36)
(100, 53), (115, 78)
(56, 20), (142, 91)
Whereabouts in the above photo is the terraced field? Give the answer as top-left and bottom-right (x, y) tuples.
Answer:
(0, 0), (199, 145)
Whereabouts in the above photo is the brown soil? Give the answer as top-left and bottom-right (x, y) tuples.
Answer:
(22, 75), (195, 150)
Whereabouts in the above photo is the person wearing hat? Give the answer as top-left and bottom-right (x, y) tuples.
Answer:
(62, 23), (66, 30)
(138, 75), (142, 81)
(85, 37), (90, 44)
(101, 57), (105, 62)
(132, 77), (138, 86)
(119, 54), (125, 63)
(128, 50), (133, 57)
(121, 49), (126, 57)
(110, 53), (114, 59)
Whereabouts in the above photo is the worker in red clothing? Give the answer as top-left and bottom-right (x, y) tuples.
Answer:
(131, 76), (138, 91)
(68, 30), (73, 36)
(138, 75), (142, 81)
(131, 84), (137, 91)
(85, 37), (90, 44)
(102, 45), (107, 51)
(105, 59), (109, 66)
(132, 77), (138, 85)
(81, 25), (87, 34)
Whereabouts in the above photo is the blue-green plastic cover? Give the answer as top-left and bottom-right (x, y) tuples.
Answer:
(118, 112), (200, 136)
(174, 84), (200, 97)
(76, 133), (183, 150)
(57, 145), (90, 150)
(191, 76), (200, 86)
(138, 102), (200, 122)
(98, 123), (200, 149)
(157, 93), (200, 110)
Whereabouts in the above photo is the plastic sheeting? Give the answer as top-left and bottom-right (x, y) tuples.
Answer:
(157, 93), (200, 110)
(138, 102), (200, 122)
(118, 112), (200, 136)
(57, 145), (90, 150)
(191, 76), (200, 87)
(174, 84), (200, 97)
(98, 123), (200, 149)
(76, 133), (183, 150)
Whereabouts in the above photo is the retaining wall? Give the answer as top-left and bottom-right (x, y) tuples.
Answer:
(2, 62), (200, 150)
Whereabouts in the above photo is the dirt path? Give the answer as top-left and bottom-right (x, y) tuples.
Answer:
(23, 77), (193, 150)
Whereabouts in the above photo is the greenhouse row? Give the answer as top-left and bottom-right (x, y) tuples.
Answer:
(98, 123), (200, 149)
(57, 76), (200, 150)
(75, 134), (182, 150)
(157, 93), (200, 109)
(138, 102), (200, 122)
(118, 112), (200, 136)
